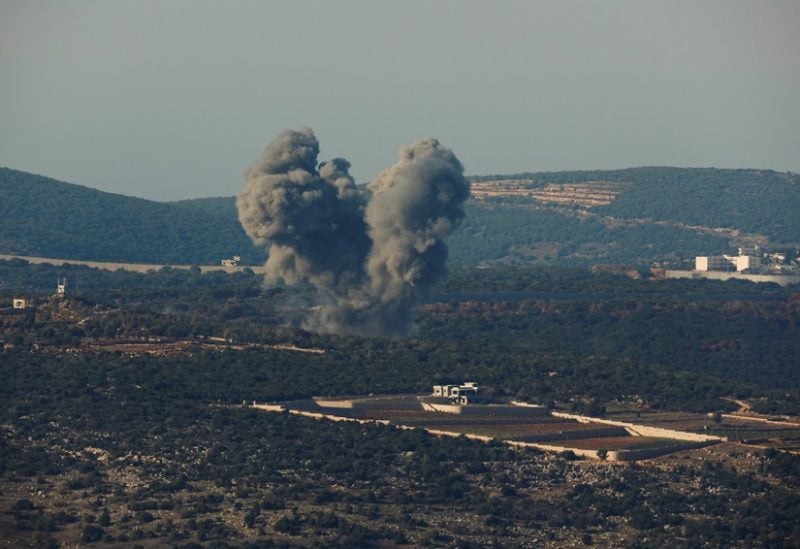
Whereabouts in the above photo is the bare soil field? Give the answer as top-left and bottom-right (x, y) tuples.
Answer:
(610, 410), (800, 437)
(361, 409), (565, 423)
(410, 422), (616, 439)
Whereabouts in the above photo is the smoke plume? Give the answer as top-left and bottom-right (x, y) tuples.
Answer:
(237, 128), (469, 336)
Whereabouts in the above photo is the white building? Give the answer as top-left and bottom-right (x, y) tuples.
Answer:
(734, 254), (760, 272)
(696, 254), (760, 273)
(696, 256), (735, 272)
(432, 382), (485, 405)
(12, 298), (28, 309)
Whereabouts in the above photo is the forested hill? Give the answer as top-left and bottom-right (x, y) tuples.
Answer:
(1, 166), (798, 267)
(476, 167), (800, 243)
(452, 166), (800, 266)
(0, 168), (263, 265)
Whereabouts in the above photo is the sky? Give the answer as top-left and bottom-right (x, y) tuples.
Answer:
(1, 1), (799, 201)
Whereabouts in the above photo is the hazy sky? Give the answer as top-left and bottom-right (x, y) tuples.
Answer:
(2, 1), (799, 201)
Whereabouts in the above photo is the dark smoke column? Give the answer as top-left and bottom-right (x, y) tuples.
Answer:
(358, 138), (470, 335)
(238, 128), (469, 337)
(237, 127), (370, 295)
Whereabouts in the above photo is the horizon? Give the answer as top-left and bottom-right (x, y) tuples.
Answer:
(2, 1), (799, 201)
(4, 163), (796, 204)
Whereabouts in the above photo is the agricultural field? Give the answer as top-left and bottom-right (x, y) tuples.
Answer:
(276, 395), (721, 461)
(552, 436), (684, 451)
(394, 421), (622, 441)
(607, 409), (800, 453)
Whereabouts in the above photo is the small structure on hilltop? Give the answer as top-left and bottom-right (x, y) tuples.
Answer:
(12, 298), (29, 309)
(55, 278), (66, 298)
(432, 382), (486, 405)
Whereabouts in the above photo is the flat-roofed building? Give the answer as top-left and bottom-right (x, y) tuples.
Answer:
(735, 254), (760, 272)
(432, 382), (486, 405)
(696, 256), (735, 272)
(696, 254), (760, 273)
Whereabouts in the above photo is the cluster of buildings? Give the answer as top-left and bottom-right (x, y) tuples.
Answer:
(695, 247), (799, 274)
(695, 253), (760, 273)
(667, 247), (799, 286)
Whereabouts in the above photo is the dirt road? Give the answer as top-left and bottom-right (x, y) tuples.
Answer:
(0, 253), (265, 274)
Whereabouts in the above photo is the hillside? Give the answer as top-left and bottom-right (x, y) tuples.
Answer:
(0, 168), (263, 265)
(455, 167), (800, 266)
(446, 202), (732, 266)
(2, 166), (798, 267)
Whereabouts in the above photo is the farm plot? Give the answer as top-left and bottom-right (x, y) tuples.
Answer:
(549, 436), (684, 451)
(409, 421), (618, 440)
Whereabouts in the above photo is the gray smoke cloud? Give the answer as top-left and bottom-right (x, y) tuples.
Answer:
(237, 128), (469, 336)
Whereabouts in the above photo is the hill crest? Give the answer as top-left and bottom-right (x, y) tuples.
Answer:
(2, 166), (798, 267)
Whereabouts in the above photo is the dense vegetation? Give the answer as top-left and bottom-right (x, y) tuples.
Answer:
(2, 259), (798, 414)
(594, 167), (800, 243)
(0, 356), (800, 547)
(3, 166), (799, 267)
(2, 338), (800, 546)
(447, 202), (732, 266)
(2, 261), (800, 545)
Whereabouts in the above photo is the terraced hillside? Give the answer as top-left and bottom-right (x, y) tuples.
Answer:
(472, 179), (628, 207)
(452, 167), (800, 266)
